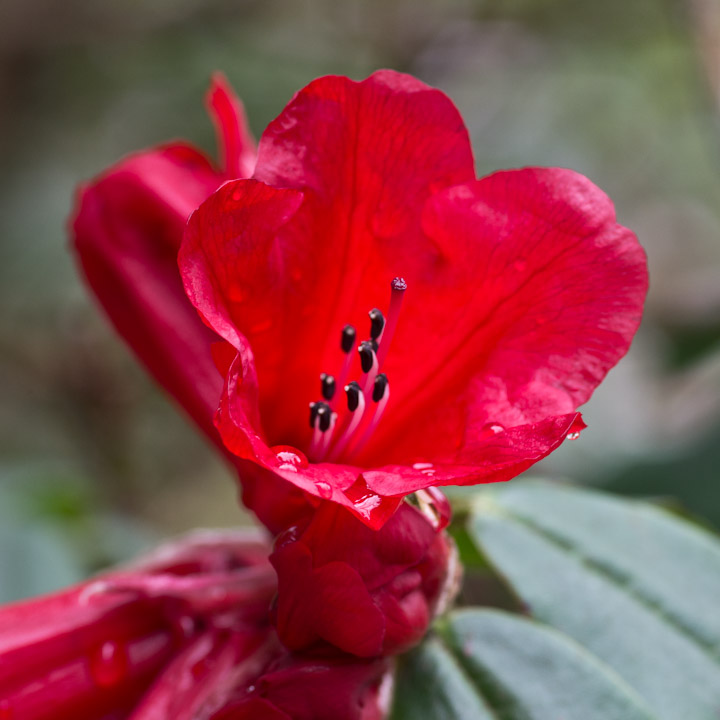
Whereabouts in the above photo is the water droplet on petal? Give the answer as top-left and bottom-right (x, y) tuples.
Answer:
(0, 700), (13, 720)
(566, 431), (581, 441)
(412, 462), (436, 477)
(89, 641), (129, 688)
(344, 476), (388, 520)
(274, 525), (300, 551)
(271, 446), (309, 473)
(78, 580), (111, 605)
(315, 481), (333, 499)
(480, 423), (505, 439)
(353, 493), (382, 518)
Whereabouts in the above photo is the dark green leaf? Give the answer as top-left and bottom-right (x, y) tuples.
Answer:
(468, 480), (720, 719)
(392, 608), (654, 720)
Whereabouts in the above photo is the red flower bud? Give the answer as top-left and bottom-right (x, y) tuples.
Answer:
(70, 75), (308, 534)
(211, 656), (391, 720)
(0, 531), (275, 720)
(270, 500), (455, 658)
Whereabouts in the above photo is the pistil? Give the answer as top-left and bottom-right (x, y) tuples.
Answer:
(376, 277), (406, 369)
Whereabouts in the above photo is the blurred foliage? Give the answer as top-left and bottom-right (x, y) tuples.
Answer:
(1, 0), (719, 601)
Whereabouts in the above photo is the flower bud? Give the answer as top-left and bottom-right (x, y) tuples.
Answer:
(0, 531), (275, 720)
(270, 501), (455, 658)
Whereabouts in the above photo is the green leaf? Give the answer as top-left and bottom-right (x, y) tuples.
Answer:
(467, 480), (720, 720)
(392, 608), (654, 720)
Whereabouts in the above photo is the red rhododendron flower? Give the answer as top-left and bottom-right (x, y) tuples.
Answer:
(57, 68), (648, 719)
(179, 70), (648, 528)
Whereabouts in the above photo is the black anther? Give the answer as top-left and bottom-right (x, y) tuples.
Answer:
(368, 308), (385, 340)
(345, 381), (361, 412)
(315, 402), (332, 432)
(373, 373), (388, 402)
(309, 402), (319, 429)
(341, 324), (356, 353)
(358, 341), (375, 373)
(320, 373), (336, 401)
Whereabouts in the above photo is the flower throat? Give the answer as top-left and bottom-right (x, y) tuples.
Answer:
(306, 277), (407, 463)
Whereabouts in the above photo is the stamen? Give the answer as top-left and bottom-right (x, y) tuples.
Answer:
(372, 373), (388, 402)
(320, 373), (336, 401)
(376, 277), (406, 370)
(320, 411), (338, 456)
(305, 278), (407, 463)
(316, 403), (332, 432)
(368, 308), (385, 341)
(359, 340), (379, 398)
(309, 401), (332, 459)
(345, 381), (362, 412)
(326, 383), (366, 461)
(358, 341), (375, 374)
(350, 374), (391, 457)
(335, 324), (357, 400)
(340, 324), (356, 353)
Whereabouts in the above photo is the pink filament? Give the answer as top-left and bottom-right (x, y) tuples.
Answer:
(349, 384), (390, 458)
(327, 392), (366, 461)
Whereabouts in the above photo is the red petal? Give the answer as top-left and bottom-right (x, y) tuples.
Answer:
(270, 543), (386, 657)
(206, 72), (257, 179)
(364, 167), (648, 465)
(363, 413), (581, 495)
(180, 178), (303, 419)
(192, 70), (474, 449)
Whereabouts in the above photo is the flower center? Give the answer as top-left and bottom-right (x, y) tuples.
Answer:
(307, 277), (406, 463)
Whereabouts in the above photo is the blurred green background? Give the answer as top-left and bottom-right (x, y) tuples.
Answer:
(1, 0), (719, 602)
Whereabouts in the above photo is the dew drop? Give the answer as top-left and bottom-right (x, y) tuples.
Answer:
(412, 462), (435, 477)
(353, 493), (382, 518)
(271, 446), (309, 473)
(566, 431), (581, 441)
(480, 423), (505, 439)
(78, 580), (111, 605)
(315, 481), (333, 500)
(0, 700), (13, 720)
(274, 525), (300, 551)
(89, 641), (129, 689)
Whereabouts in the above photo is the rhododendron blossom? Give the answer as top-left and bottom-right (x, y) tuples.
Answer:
(1, 67), (649, 720)
(179, 70), (648, 528)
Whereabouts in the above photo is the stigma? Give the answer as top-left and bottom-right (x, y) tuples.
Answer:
(306, 277), (406, 463)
